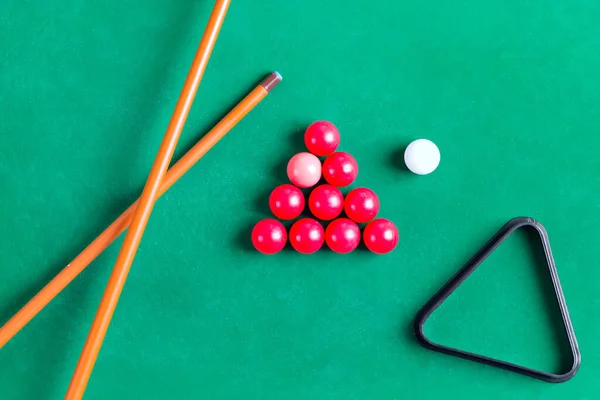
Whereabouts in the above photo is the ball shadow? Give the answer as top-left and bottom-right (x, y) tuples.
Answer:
(389, 146), (410, 172)
(288, 126), (306, 149)
(254, 187), (273, 216)
(271, 159), (289, 184)
(235, 222), (256, 252)
(356, 238), (371, 252)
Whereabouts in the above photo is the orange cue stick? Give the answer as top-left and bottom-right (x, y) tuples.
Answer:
(0, 72), (281, 349)
(65, 1), (230, 398)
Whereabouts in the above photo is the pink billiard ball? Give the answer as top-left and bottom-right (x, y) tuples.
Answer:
(363, 219), (398, 254)
(322, 152), (358, 187)
(269, 184), (305, 220)
(308, 184), (344, 221)
(287, 152), (322, 188)
(344, 188), (380, 223)
(304, 121), (341, 156)
(325, 218), (361, 254)
(251, 219), (287, 254)
(289, 218), (324, 254)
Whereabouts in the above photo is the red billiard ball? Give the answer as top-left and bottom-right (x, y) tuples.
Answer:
(269, 184), (305, 220)
(304, 121), (341, 156)
(322, 152), (358, 187)
(289, 218), (324, 254)
(344, 188), (380, 223)
(251, 219), (287, 254)
(308, 184), (344, 221)
(363, 219), (398, 254)
(325, 218), (361, 254)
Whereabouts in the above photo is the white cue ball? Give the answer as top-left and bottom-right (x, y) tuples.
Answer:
(404, 139), (440, 175)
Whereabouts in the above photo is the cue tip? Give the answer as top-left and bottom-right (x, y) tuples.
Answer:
(260, 71), (282, 92)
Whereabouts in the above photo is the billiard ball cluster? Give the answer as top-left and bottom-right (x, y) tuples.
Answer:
(251, 121), (399, 255)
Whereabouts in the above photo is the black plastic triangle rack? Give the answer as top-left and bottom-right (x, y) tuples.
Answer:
(414, 217), (581, 383)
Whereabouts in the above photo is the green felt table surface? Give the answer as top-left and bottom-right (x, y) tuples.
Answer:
(1, 1), (599, 398)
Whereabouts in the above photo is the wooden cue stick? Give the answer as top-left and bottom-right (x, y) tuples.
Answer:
(65, 1), (230, 398)
(0, 72), (281, 349)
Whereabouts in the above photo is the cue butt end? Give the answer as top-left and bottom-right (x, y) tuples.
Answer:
(260, 71), (282, 92)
